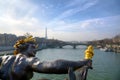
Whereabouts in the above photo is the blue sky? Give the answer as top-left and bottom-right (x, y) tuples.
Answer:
(0, 0), (120, 41)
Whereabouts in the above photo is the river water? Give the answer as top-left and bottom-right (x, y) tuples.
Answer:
(32, 45), (120, 80)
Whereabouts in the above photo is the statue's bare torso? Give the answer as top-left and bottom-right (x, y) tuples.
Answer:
(0, 54), (34, 80)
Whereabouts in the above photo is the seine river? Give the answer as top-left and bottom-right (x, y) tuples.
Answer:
(32, 46), (120, 80)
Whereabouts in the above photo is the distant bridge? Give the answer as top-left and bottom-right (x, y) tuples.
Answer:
(57, 42), (90, 49)
(38, 40), (90, 49)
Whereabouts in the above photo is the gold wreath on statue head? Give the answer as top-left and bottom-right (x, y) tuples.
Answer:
(13, 35), (38, 55)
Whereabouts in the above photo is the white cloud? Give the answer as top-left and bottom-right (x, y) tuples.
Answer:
(0, 0), (36, 17)
(47, 17), (103, 32)
(46, 15), (120, 41)
(80, 21), (90, 28)
(0, 0), (119, 41)
(53, 0), (98, 20)
(0, 0), (46, 37)
(80, 18), (103, 28)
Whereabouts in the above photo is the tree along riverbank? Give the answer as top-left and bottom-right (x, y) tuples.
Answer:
(0, 46), (44, 56)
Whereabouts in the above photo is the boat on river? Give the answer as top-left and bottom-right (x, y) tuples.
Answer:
(100, 47), (113, 52)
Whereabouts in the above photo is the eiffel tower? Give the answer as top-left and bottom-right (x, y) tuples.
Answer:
(45, 27), (47, 39)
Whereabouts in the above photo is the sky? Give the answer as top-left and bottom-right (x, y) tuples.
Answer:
(0, 0), (120, 41)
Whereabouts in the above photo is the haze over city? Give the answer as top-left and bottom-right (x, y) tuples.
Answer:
(0, 0), (120, 41)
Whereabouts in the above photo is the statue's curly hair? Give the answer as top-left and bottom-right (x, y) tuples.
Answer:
(13, 35), (37, 55)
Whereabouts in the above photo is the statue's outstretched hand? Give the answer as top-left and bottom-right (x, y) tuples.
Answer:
(86, 59), (93, 69)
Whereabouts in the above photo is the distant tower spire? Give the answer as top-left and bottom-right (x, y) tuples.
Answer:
(45, 27), (47, 39)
